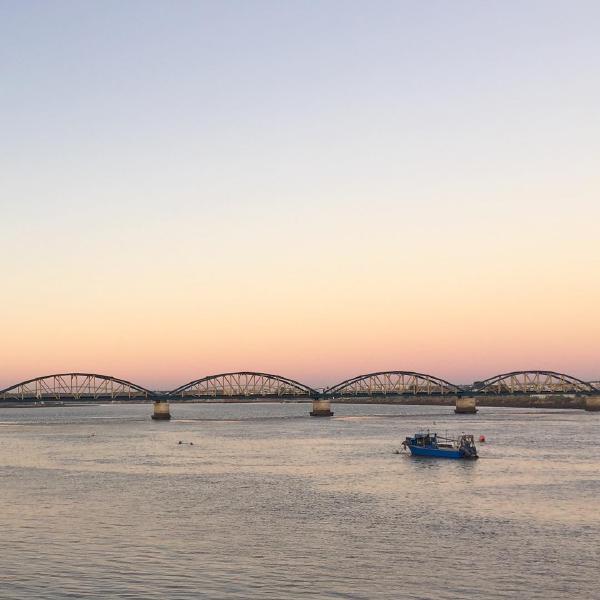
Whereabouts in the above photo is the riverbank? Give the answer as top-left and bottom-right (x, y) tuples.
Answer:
(332, 395), (586, 409)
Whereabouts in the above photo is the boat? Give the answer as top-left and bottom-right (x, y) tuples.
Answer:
(401, 431), (478, 459)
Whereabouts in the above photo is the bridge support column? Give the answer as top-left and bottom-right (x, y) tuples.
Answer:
(310, 399), (333, 417)
(455, 396), (477, 414)
(584, 396), (600, 412)
(152, 400), (171, 420)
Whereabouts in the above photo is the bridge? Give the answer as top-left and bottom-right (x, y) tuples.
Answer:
(0, 373), (151, 402)
(0, 370), (598, 416)
(325, 371), (461, 397)
(470, 371), (596, 395)
(169, 372), (319, 399)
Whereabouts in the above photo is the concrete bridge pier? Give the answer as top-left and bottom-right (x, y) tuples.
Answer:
(152, 400), (171, 420)
(584, 396), (600, 411)
(310, 398), (333, 417)
(455, 396), (477, 414)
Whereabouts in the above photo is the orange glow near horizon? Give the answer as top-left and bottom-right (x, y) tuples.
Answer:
(2, 254), (599, 390)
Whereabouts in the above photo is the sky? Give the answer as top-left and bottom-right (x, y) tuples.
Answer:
(1, 0), (599, 389)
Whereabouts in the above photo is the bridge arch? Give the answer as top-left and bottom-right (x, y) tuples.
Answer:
(472, 371), (596, 394)
(169, 371), (318, 399)
(325, 371), (460, 396)
(0, 373), (151, 401)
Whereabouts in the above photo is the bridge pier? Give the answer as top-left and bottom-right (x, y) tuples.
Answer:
(152, 400), (171, 420)
(584, 396), (600, 412)
(455, 396), (477, 414)
(310, 398), (333, 417)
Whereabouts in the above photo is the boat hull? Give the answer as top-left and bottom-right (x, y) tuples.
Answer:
(408, 445), (464, 459)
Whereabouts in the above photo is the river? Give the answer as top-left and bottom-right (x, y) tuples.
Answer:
(0, 403), (598, 599)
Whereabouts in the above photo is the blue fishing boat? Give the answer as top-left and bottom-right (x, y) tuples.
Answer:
(402, 431), (478, 459)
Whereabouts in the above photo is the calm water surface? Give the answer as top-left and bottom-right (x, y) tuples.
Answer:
(0, 403), (598, 599)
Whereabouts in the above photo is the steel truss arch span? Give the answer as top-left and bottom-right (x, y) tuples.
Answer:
(0, 373), (151, 401)
(169, 371), (319, 399)
(473, 371), (597, 394)
(326, 371), (461, 397)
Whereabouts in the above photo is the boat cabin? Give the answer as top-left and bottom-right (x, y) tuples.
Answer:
(411, 432), (438, 447)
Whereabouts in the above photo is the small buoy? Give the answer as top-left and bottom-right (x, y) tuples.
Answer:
(479, 435), (486, 443)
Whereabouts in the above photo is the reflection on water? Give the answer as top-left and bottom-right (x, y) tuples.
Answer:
(1, 403), (598, 599)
